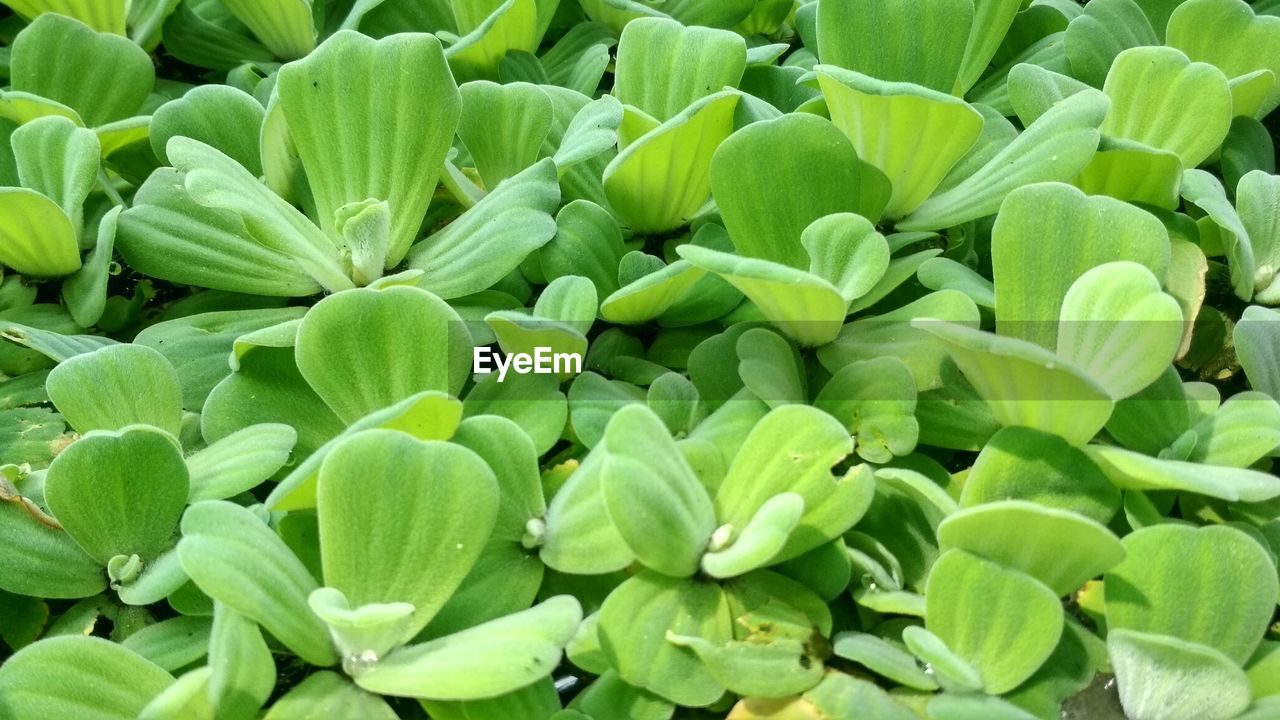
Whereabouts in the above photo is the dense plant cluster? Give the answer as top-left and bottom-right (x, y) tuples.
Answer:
(0, 0), (1279, 718)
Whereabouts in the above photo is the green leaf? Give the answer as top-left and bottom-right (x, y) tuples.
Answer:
(0, 636), (173, 720)
(457, 81), (551, 190)
(1006, 63), (1091, 126)
(925, 549), (1064, 694)
(422, 679), (563, 720)
(914, 320), (1113, 446)
(1109, 630), (1253, 720)
(1085, 444), (1280, 502)
(220, 0), (315, 58)
(177, 500), (337, 667)
(802, 213), (891, 306)
(168, 138), (355, 293)
(598, 571), (732, 707)
(1182, 168), (1258, 301)
(599, 258), (706, 325)
(832, 631), (938, 691)
(121, 615), (212, 672)
(1106, 524), (1278, 665)
(318, 430), (498, 639)
(600, 405), (715, 577)
(151, 85), (265, 175)
(462, 372), (566, 456)
(11, 115), (98, 226)
(0, 189), (80, 277)
(677, 245), (846, 347)
(354, 596), (582, 700)
(1063, 0), (1159, 88)
(603, 91), (739, 233)
(1074, 137), (1184, 211)
(1100, 46), (1232, 169)
(186, 423), (297, 502)
(715, 405), (867, 562)
(710, 112), (863, 268)
(446, 0), (540, 83)
(407, 159), (560, 299)
(10, 13), (154, 126)
(279, 31), (460, 266)
(1167, 0), (1280, 118)
(540, 449), (637, 574)
(814, 357), (919, 463)
(1183, 391), (1280, 467)
(1, 0), (129, 34)
(117, 168), (327, 297)
(816, 66), (983, 219)
(613, 17), (745, 122)
(0, 501), (103, 599)
(570, 671), (673, 720)
(1055, 261), (1184, 399)
(816, 0), (974, 93)
(1238, 170), (1280, 303)
(938, 501), (1124, 595)
(541, 200), (625, 298)
(955, 0), (1024, 93)
(263, 671), (397, 720)
(898, 90), (1108, 232)
(46, 344), (183, 436)
(45, 426), (187, 564)
(62, 205), (120, 328)
(960, 426), (1120, 525)
(990, 182), (1170, 349)
(901, 625), (983, 693)
(736, 327), (806, 409)
(1236, 305), (1280, 399)
(701, 492), (804, 579)
(295, 286), (472, 424)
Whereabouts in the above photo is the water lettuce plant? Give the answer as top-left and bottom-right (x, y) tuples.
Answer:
(0, 1), (1279, 719)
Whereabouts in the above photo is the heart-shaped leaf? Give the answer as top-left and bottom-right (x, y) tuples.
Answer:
(1106, 524), (1278, 665)
(540, 448), (637, 574)
(598, 571), (732, 707)
(938, 501), (1125, 596)
(0, 189), (80, 277)
(1109, 630), (1253, 720)
(710, 113), (865, 268)
(151, 85), (265, 175)
(603, 91), (739, 233)
(45, 425), (188, 564)
(816, 0), (974, 93)
(613, 17), (746, 122)
(0, 636), (173, 720)
(278, 31), (460, 266)
(991, 182), (1170, 349)
(318, 430), (499, 639)
(1100, 46), (1232, 169)
(295, 286), (472, 424)
(458, 81), (552, 190)
(925, 549), (1064, 694)
(46, 344), (183, 437)
(1167, 0), (1280, 118)
(817, 66), (983, 219)
(914, 320), (1114, 446)
(960, 426), (1121, 524)
(715, 405), (867, 562)
(10, 13), (153, 126)
(677, 244), (847, 347)
(1074, 137), (1184, 210)
(1055, 261), (1184, 400)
